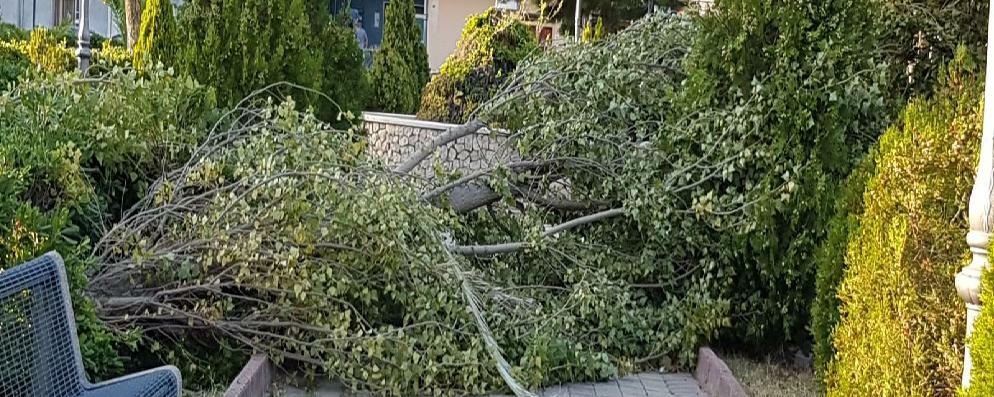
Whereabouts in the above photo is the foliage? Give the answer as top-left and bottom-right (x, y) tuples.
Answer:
(0, 42), (29, 88)
(176, 0), (366, 121)
(810, 152), (875, 388)
(877, 0), (988, 99)
(22, 29), (75, 74)
(94, 15), (735, 395)
(417, 8), (537, 123)
(965, 267), (994, 397)
(0, 68), (218, 380)
(826, 48), (982, 397)
(0, 23), (27, 41)
(581, 17), (606, 42)
(0, 29), (133, 85)
(133, 0), (177, 71)
(368, 0), (429, 113)
(676, 0), (891, 347)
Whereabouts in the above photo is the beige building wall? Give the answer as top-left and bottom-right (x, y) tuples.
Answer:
(425, 0), (492, 72)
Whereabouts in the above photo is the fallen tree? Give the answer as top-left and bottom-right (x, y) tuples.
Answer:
(90, 7), (891, 395)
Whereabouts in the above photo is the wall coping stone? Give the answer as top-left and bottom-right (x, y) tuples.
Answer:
(363, 112), (457, 131)
(223, 354), (273, 397)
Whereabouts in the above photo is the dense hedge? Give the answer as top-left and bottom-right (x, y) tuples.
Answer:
(417, 8), (536, 123)
(826, 49), (982, 397)
(133, 0), (177, 71)
(369, 0), (430, 113)
(680, 0), (891, 347)
(0, 68), (219, 379)
(177, 0), (366, 121)
(810, 152), (875, 388)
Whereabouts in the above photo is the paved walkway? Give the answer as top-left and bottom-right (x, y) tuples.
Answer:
(279, 372), (707, 397)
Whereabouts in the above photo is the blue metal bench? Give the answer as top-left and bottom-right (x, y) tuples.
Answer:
(0, 252), (182, 397)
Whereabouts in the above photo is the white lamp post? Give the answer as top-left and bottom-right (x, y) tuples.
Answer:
(76, 0), (90, 73)
(957, 1), (994, 388)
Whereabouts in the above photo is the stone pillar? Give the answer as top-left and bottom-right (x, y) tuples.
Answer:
(956, 1), (994, 388)
(76, 0), (90, 73)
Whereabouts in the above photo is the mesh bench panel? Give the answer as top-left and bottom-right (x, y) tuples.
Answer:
(81, 368), (182, 397)
(0, 253), (182, 397)
(0, 254), (83, 397)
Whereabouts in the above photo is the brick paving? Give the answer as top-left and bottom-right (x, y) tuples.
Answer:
(279, 372), (707, 397)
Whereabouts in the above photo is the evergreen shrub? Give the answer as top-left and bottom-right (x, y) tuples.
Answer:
(827, 48), (982, 397)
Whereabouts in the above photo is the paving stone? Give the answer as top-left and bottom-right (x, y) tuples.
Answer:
(594, 381), (623, 397)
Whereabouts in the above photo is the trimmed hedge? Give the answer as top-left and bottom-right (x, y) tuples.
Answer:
(810, 152), (875, 388)
(417, 8), (536, 123)
(826, 48), (982, 397)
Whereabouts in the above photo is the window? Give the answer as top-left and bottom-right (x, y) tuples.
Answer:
(54, 0), (78, 26)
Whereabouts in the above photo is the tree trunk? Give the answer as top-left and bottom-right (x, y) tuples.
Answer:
(124, 0), (142, 50)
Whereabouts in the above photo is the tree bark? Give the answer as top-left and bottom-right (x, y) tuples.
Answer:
(124, 0), (142, 50)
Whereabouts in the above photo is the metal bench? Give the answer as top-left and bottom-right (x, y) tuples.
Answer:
(0, 252), (182, 397)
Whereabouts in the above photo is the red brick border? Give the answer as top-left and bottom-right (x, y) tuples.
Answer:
(694, 347), (748, 397)
(223, 354), (273, 397)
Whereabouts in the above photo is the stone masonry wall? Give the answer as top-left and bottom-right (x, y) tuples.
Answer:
(364, 112), (517, 180)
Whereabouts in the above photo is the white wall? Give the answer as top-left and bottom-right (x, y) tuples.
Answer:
(425, 0), (491, 72)
(0, 0), (120, 38)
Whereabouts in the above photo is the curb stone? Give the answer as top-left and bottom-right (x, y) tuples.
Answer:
(694, 347), (748, 397)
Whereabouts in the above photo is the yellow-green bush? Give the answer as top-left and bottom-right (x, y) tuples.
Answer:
(133, 0), (177, 71)
(827, 48), (982, 397)
(417, 8), (536, 123)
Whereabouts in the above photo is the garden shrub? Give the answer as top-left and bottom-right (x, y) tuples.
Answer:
(369, 0), (429, 113)
(417, 8), (537, 123)
(177, 0), (366, 122)
(810, 152), (875, 388)
(133, 0), (177, 72)
(22, 29), (75, 74)
(965, 267), (994, 396)
(0, 28), (131, 83)
(0, 22), (27, 41)
(826, 48), (982, 397)
(0, 42), (29, 87)
(677, 0), (892, 347)
(0, 68), (219, 379)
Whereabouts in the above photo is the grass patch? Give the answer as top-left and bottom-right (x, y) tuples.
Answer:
(722, 352), (816, 397)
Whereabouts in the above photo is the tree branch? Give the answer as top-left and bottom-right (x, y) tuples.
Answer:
(447, 208), (626, 256)
(393, 119), (487, 175)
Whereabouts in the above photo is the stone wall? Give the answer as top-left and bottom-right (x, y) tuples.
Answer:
(364, 112), (516, 179)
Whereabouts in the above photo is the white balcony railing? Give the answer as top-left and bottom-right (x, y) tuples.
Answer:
(957, 2), (994, 388)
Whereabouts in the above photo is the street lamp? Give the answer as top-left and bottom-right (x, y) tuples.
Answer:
(574, 0), (581, 41)
(76, 0), (90, 73)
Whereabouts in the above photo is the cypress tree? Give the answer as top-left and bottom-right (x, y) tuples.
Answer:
(176, 0), (366, 121)
(369, 0), (429, 113)
(132, 0), (177, 71)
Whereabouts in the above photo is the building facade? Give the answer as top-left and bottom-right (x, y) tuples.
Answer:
(333, 0), (559, 72)
(0, 0), (120, 37)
